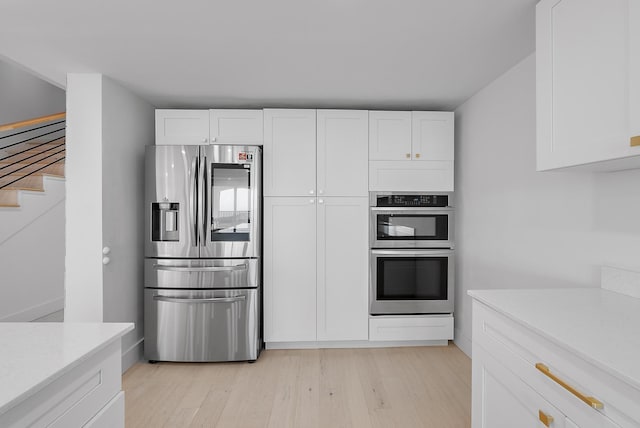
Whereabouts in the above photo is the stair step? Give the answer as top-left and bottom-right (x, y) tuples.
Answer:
(0, 189), (19, 207)
(2, 143), (65, 159)
(0, 175), (44, 191)
(0, 157), (65, 176)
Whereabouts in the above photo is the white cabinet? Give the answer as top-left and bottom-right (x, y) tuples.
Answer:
(316, 197), (368, 341)
(264, 197), (317, 342)
(155, 109), (263, 146)
(471, 297), (633, 428)
(155, 109), (210, 145)
(209, 109), (263, 144)
(263, 109), (317, 196)
(264, 197), (369, 344)
(369, 111), (454, 191)
(473, 346), (567, 428)
(263, 109), (368, 197)
(316, 110), (368, 197)
(369, 111), (412, 161)
(536, 0), (640, 171)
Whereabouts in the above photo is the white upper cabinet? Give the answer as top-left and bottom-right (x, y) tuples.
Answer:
(209, 109), (263, 144)
(369, 111), (454, 191)
(263, 109), (317, 197)
(155, 110), (210, 145)
(317, 110), (368, 197)
(537, 0), (640, 171)
(369, 111), (412, 160)
(412, 111), (454, 161)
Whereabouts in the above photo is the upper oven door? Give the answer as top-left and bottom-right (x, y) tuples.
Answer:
(370, 207), (453, 248)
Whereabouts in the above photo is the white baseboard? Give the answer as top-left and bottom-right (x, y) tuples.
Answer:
(265, 339), (450, 350)
(121, 337), (144, 373)
(0, 297), (64, 322)
(453, 327), (472, 358)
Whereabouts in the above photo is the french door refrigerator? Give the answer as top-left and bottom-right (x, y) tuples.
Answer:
(144, 144), (262, 362)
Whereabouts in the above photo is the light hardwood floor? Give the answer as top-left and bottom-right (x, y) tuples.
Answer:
(123, 344), (471, 428)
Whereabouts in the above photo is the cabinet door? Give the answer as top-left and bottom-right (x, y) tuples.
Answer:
(472, 345), (566, 428)
(155, 110), (209, 145)
(369, 111), (412, 161)
(411, 111), (454, 161)
(263, 109), (316, 196)
(316, 197), (368, 341)
(209, 109), (263, 144)
(263, 197), (317, 342)
(317, 110), (368, 197)
(537, 0), (640, 170)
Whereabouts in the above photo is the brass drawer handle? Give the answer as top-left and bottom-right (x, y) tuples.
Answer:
(539, 410), (554, 427)
(535, 363), (603, 410)
(631, 136), (640, 147)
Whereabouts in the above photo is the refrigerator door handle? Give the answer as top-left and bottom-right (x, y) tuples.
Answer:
(153, 263), (248, 272)
(153, 295), (247, 304)
(201, 154), (208, 247)
(191, 155), (199, 247)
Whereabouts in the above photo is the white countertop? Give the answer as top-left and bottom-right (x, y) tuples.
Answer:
(468, 288), (640, 390)
(0, 322), (133, 415)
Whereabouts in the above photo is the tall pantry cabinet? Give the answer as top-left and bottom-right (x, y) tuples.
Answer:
(263, 109), (369, 344)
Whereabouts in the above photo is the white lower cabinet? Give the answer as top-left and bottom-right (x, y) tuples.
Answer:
(471, 299), (629, 428)
(473, 345), (566, 428)
(264, 197), (368, 344)
(1, 341), (124, 428)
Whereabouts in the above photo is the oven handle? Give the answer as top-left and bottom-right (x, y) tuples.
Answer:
(371, 249), (454, 256)
(370, 207), (453, 213)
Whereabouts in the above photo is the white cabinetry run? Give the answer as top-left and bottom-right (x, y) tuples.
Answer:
(536, 0), (640, 171)
(369, 111), (454, 191)
(470, 289), (640, 428)
(263, 109), (369, 345)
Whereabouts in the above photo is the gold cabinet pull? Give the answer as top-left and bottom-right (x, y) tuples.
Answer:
(538, 410), (554, 427)
(631, 136), (640, 147)
(415, 153), (421, 158)
(535, 363), (603, 409)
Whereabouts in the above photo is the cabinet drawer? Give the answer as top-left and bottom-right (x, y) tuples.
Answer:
(369, 315), (453, 341)
(1, 341), (122, 428)
(473, 345), (567, 428)
(473, 301), (635, 427)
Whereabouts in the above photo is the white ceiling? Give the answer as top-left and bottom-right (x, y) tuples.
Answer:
(0, 0), (537, 110)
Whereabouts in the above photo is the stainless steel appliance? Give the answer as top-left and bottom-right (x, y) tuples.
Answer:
(369, 192), (454, 315)
(144, 144), (262, 362)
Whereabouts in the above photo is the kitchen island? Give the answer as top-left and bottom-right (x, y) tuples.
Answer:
(0, 322), (133, 427)
(469, 287), (640, 428)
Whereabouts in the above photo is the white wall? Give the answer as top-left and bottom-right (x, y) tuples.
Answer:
(65, 73), (153, 371)
(0, 182), (65, 321)
(453, 53), (640, 357)
(0, 58), (65, 124)
(101, 77), (154, 370)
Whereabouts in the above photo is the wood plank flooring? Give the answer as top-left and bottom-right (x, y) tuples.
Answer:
(123, 344), (471, 428)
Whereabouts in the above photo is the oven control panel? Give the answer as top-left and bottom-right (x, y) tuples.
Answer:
(376, 194), (449, 208)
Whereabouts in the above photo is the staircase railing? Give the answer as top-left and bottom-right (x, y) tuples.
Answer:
(0, 112), (66, 190)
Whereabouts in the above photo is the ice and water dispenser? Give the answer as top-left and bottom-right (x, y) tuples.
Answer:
(151, 202), (179, 242)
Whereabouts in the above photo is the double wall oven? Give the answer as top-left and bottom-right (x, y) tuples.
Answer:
(370, 192), (454, 315)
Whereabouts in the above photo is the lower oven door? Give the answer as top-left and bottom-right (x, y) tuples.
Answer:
(144, 288), (259, 362)
(370, 249), (454, 315)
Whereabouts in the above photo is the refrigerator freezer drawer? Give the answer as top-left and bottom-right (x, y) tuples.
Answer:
(144, 258), (260, 289)
(144, 288), (260, 362)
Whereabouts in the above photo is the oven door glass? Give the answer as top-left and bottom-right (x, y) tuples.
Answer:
(376, 256), (448, 300)
(376, 213), (448, 241)
(211, 164), (251, 242)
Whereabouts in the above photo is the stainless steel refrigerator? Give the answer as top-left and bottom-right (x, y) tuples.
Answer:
(144, 144), (262, 362)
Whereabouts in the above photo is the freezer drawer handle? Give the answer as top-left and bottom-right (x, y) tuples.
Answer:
(153, 295), (247, 304)
(153, 263), (248, 272)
